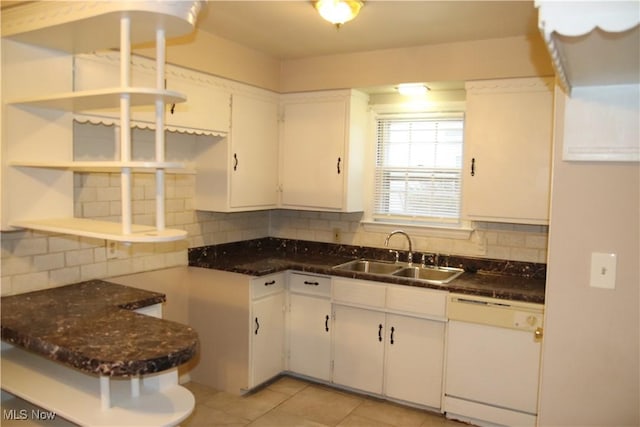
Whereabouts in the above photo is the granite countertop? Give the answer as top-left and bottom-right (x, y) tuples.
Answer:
(188, 238), (546, 304)
(1, 280), (199, 377)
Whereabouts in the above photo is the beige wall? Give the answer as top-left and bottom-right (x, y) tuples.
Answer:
(280, 35), (553, 93)
(134, 29), (282, 92)
(538, 86), (640, 426)
(136, 31), (552, 94)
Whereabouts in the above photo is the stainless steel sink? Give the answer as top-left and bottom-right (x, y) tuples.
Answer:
(332, 259), (404, 275)
(392, 266), (464, 284)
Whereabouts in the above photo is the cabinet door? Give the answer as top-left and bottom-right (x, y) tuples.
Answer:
(251, 292), (285, 387)
(230, 94), (279, 209)
(462, 79), (553, 224)
(384, 314), (445, 408)
(332, 305), (385, 394)
(288, 294), (332, 381)
(445, 320), (542, 414)
(280, 99), (346, 210)
(165, 74), (230, 134)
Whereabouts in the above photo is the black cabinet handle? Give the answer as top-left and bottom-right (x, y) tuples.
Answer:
(255, 317), (259, 335)
(378, 324), (383, 342)
(471, 158), (475, 176)
(234, 153), (238, 171)
(325, 315), (329, 332)
(304, 281), (319, 286)
(264, 280), (275, 286)
(170, 103), (175, 114)
(390, 326), (395, 345)
(337, 157), (341, 174)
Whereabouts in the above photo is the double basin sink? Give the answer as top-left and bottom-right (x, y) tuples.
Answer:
(332, 259), (464, 285)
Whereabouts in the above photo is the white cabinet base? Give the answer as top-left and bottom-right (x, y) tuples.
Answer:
(1, 345), (194, 427)
(444, 396), (536, 427)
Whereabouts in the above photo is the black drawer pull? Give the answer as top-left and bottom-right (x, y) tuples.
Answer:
(390, 326), (395, 345)
(254, 317), (259, 335)
(471, 157), (475, 176)
(304, 281), (319, 286)
(264, 280), (276, 286)
(378, 324), (383, 342)
(325, 315), (329, 332)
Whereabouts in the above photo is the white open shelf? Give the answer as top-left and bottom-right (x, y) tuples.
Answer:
(1, 1), (204, 242)
(1, 1), (204, 53)
(9, 218), (187, 243)
(9, 160), (193, 174)
(8, 88), (186, 111)
(1, 345), (194, 427)
(536, 0), (640, 92)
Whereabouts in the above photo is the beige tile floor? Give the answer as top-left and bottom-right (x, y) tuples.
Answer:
(182, 375), (468, 427)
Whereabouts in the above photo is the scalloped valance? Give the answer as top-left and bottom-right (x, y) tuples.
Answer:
(74, 114), (228, 137)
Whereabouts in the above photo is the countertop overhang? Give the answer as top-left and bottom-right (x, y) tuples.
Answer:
(1, 280), (199, 377)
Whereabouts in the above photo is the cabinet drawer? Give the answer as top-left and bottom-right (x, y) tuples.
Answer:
(386, 285), (447, 319)
(332, 278), (386, 309)
(289, 273), (331, 297)
(251, 274), (284, 299)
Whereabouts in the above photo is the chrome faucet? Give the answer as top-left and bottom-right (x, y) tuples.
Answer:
(384, 230), (413, 265)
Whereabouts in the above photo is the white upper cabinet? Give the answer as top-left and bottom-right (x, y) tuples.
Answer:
(194, 88), (279, 212)
(163, 66), (230, 136)
(74, 53), (231, 136)
(279, 90), (369, 212)
(462, 78), (554, 225)
(535, 0), (640, 92)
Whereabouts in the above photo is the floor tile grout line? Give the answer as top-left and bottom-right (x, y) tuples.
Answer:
(251, 380), (312, 425)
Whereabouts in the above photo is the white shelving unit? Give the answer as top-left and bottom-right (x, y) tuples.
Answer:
(1, 1), (204, 242)
(7, 88), (186, 111)
(536, 0), (640, 92)
(536, 1), (640, 162)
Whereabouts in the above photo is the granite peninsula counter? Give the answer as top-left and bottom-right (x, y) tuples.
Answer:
(1, 280), (199, 376)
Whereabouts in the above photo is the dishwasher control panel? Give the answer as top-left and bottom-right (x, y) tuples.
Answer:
(448, 294), (544, 332)
(513, 311), (543, 330)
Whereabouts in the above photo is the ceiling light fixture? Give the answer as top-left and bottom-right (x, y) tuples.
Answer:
(315, 0), (363, 28)
(397, 83), (430, 96)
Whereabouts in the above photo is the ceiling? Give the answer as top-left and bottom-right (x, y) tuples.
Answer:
(196, 1), (541, 60)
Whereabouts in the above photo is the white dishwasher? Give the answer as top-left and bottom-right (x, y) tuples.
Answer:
(443, 294), (544, 427)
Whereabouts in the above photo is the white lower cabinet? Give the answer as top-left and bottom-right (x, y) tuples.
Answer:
(384, 314), (445, 408)
(288, 294), (332, 380)
(250, 275), (286, 388)
(287, 273), (332, 381)
(187, 267), (447, 410)
(332, 305), (386, 394)
(331, 278), (447, 409)
(185, 268), (285, 394)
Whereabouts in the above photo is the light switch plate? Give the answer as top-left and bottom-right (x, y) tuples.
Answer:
(590, 252), (617, 289)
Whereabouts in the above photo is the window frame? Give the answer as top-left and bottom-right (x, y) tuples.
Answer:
(371, 111), (466, 228)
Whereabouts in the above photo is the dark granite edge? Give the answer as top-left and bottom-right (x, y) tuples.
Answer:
(188, 237), (547, 279)
(187, 238), (546, 304)
(116, 294), (166, 311)
(1, 281), (198, 377)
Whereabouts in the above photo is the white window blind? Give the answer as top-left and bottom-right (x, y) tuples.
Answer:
(374, 114), (464, 223)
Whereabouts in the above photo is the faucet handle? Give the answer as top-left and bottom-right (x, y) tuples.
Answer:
(421, 253), (439, 267)
(389, 249), (399, 263)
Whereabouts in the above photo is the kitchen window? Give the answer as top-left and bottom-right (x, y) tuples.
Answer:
(373, 113), (464, 226)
